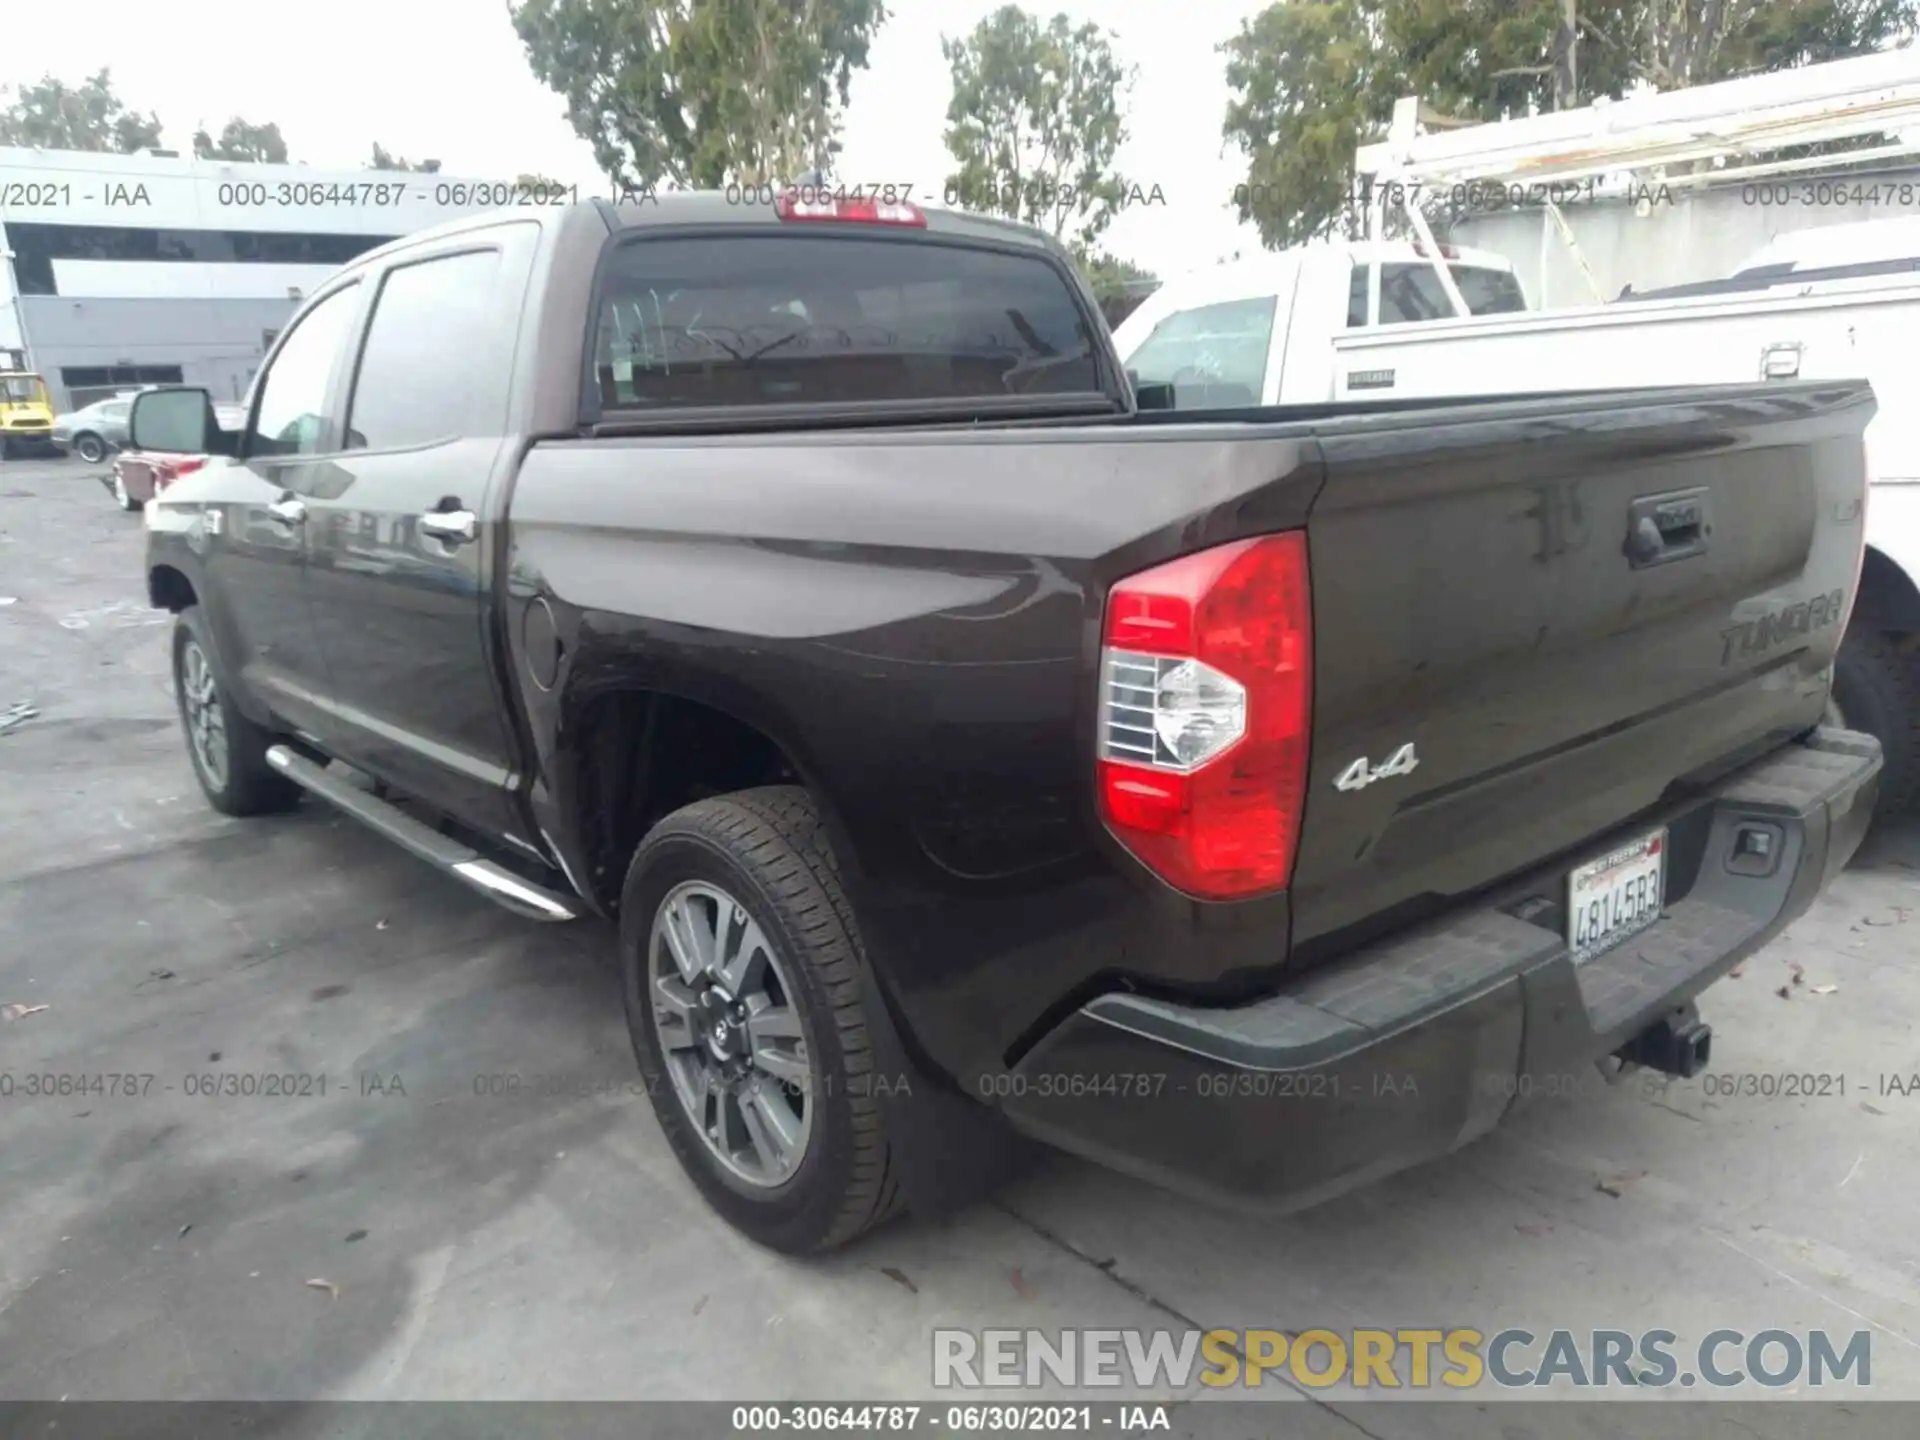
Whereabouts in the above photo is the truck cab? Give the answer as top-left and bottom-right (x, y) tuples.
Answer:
(1112, 240), (1526, 409)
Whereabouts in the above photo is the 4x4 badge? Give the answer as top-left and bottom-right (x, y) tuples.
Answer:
(1333, 743), (1419, 792)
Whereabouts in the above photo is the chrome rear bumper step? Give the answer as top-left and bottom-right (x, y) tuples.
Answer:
(265, 745), (579, 922)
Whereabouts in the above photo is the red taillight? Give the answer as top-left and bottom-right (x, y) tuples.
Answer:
(155, 456), (207, 490)
(774, 190), (927, 227)
(1097, 532), (1313, 900)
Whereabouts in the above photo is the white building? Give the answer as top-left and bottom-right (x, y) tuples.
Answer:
(1, 147), (579, 409)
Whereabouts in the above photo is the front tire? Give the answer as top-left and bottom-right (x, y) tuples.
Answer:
(171, 608), (302, 817)
(620, 786), (902, 1253)
(1829, 628), (1920, 816)
(75, 433), (106, 464)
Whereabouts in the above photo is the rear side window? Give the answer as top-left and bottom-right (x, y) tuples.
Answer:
(1347, 266), (1369, 327)
(347, 248), (506, 450)
(1120, 296), (1276, 409)
(1377, 263), (1527, 323)
(591, 235), (1100, 411)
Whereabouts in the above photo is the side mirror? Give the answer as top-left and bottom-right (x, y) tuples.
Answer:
(130, 387), (221, 454)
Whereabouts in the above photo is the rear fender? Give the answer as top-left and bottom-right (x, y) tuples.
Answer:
(1857, 527), (1920, 634)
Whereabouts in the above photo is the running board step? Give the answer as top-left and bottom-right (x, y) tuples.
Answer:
(265, 745), (579, 923)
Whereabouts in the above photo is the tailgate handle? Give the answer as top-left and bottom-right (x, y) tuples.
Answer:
(1625, 488), (1710, 568)
(1760, 342), (1803, 379)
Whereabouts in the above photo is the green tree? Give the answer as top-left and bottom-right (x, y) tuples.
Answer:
(1080, 252), (1155, 294)
(367, 142), (441, 172)
(1221, 0), (1917, 249)
(1592, 0), (1917, 87)
(0, 70), (163, 152)
(515, 172), (568, 190)
(940, 6), (1135, 255)
(1220, 2), (1382, 249)
(509, 0), (888, 190)
(1081, 252), (1159, 327)
(193, 118), (291, 164)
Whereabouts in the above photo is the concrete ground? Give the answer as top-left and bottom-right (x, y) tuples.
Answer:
(2, 456), (1918, 1426)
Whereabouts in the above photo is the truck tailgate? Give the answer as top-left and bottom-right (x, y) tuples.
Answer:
(1292, 380), (1873, 954)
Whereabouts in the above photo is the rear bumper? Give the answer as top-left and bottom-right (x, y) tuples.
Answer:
(1003, 727), (1881, 1212)
(1, 427), (57, 454)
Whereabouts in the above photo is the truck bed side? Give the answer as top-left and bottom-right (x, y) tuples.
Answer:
(503, 379), (1872, 1088)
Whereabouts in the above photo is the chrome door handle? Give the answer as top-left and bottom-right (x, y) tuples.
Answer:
(266, 496), (307, 525)
(418, 508), (477, 543)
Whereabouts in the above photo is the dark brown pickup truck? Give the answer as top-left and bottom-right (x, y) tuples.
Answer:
(132, 192), (1881, 1252)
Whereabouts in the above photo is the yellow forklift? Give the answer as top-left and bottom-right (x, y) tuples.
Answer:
(0, 351), (57, 459)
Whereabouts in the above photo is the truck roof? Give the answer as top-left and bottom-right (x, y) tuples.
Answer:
(606, 191), (1070, 252)
(1137, 239), (1516, 310)
(337, 193), (1074, 279)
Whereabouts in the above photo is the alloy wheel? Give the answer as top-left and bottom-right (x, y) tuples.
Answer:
(180, 640), (229, 791)
(649, 879), (813, 1187)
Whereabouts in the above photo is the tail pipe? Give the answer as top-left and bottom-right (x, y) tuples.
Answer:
(1616, 1002), (1713, 1079)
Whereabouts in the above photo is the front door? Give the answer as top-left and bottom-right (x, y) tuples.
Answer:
(298, 227), (537, 842)
(201, 279), (364, 737)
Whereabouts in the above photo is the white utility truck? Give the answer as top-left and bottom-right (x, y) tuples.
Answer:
(1115, 238), (1529, 408)
(1115, 51), (1920, 815)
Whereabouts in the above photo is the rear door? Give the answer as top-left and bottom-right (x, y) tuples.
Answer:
(98, 399), (132, 448)
(298, 223), (539, 841)
(1291, 381), (1873, 953)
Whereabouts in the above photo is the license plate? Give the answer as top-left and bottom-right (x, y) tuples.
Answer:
(1567, 828), (1667, 963)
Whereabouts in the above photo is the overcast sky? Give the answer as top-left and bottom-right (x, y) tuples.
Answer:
(4, 0), (1272, 277)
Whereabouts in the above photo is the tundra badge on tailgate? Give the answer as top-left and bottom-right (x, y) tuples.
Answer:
(1719, 589), (1845, 665)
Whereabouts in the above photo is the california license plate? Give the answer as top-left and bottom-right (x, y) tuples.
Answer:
(1567, 828), (1667, 963)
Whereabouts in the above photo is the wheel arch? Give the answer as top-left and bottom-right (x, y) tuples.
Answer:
(1855, 544), (1920, 635)
(560, 684), (860, 918)
(148, 563), (198, 613)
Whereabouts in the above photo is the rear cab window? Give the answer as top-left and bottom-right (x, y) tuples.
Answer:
(1367, 263), (1528, 324)
(588, 232), (1106, 416)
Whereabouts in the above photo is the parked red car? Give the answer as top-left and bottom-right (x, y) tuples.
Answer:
(102, 404), (244, 512)
(106, 451), (208, 512)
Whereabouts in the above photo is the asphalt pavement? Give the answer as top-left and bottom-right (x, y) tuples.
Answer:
(2, 456), (1917, 1427)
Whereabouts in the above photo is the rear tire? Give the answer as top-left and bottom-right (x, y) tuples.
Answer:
(171, 608), (302, 817)
(75, 433), (107, 464)
(619, 786), (903, 1253)
(112, 471), (140, 511)
(1830, 628), (1920, 816)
